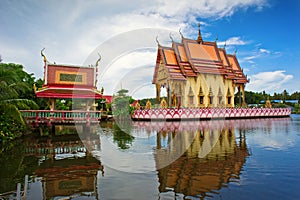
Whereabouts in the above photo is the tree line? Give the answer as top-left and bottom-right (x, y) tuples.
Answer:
(244, 90), (300, 104)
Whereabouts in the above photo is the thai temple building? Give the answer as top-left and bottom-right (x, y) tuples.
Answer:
(153, 24), (248, 108)
(35, 49), (110, 111)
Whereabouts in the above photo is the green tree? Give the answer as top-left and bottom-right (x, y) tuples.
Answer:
(0, 63), (38, 142)
(244, 91), (265, 104)
(112, 89), (134, 117)
(282, 90), (289, 103)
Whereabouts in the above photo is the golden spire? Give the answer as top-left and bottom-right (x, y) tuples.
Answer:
(197, 22), (203, 43)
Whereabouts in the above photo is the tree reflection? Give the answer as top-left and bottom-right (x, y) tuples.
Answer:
(112, 124), (134, 150)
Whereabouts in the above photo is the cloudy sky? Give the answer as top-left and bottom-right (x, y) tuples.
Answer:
(1, 0), (299, 99)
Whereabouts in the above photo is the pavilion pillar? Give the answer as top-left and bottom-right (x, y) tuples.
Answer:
(238, 86), (242, 107)
(49, 98), (55, 111)
(167, 84), (172, 108)
(86, 99), (91, 111)
(241, 84), (246, 106)
(156, 84), (161, 103)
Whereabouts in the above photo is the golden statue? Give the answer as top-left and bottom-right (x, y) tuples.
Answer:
(171, 93), (177, 107)
(145, 100), (152, 109)
(160, 98), (168, 109)
(265, 97), (272, 108)
(135, 101), (141, 110)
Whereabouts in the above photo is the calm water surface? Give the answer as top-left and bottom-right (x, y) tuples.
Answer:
(1, 115), (300, 200)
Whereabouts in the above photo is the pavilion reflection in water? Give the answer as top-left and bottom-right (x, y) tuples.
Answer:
(24, 125), (103, 200)
(134, 118), (291, 198)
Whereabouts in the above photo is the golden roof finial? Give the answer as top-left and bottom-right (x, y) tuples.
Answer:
(33, 83), (37, 93)
(95, 52), (101, 67)
(197, 22), (203, 43)
(179, 28), (184, 39)
(215, 35), (218, 43)
(169, 32), (174, 42)
(223, 41), (227, 49)
(156, 35), (160, 46)
(41, 48), (47, 63)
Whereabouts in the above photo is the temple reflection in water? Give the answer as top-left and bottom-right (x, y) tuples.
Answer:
(135, 120), (248, 198)
(133, 118), (290, 198)
(24, 126), (103, 200)
(7, 118), (291, 199)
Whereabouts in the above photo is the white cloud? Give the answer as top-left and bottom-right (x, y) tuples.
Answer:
(241, 47), (273, 63)
(217, 36), (248, 46)
(98, 50), (157, 99)
(246, 70), (293, 93)
(153, 0), (267, 19)
(259, 48), (270, 54)
(253, 135), (295, 150)
(0, 0), (268, 95)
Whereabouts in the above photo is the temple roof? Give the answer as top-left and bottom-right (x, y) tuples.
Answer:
(35, 86), (103, 99)
(153, 27), (248, 84)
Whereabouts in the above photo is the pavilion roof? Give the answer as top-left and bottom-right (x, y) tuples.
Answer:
(35, 86), (103, 99)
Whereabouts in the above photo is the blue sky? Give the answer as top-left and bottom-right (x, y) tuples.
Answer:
(0, 0), (299, 98)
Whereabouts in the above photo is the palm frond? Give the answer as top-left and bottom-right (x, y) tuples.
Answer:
(0, 83), (18, 100)
(0, 104), (25, 125)
(2, 99), (38, 110)
(9, 82), (31, 95)
(0, 65), (18, 84)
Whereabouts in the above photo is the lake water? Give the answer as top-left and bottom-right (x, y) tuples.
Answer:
(1, 115), (300, 200)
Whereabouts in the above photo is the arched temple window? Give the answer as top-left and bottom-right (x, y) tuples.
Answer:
(198, 86), (204, 105)
(218, 87), (223, 106)
(226, 88), (232, 105)
(208, 87), (214, 106)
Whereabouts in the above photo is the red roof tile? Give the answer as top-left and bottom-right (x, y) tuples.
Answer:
(153, 32), (248, 84)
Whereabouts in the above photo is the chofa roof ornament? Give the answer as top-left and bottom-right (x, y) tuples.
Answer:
(169, 32), (174, 42)
(40, 48), (48, 63)
(95, 52), (101, 67)
(179, 28), (184, 39)
(156, 35), (161, 47)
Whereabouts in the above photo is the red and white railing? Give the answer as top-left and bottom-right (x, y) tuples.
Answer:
(132, 107), (291, 121)
(21, 110), (102, 126)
